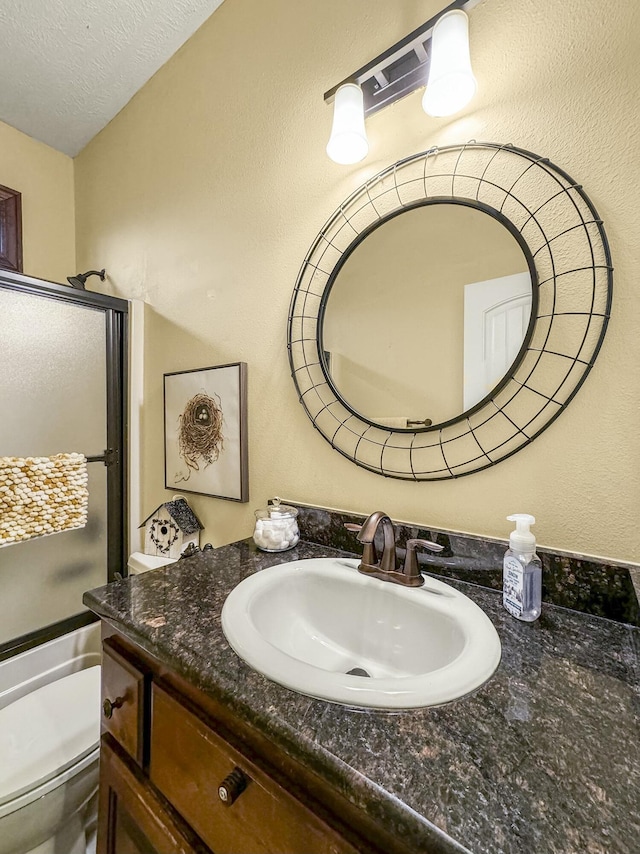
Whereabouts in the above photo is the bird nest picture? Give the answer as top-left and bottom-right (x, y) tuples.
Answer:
(164, 363), (248, 501)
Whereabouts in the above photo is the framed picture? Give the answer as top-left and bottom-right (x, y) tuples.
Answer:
(164, 362), (248, 502)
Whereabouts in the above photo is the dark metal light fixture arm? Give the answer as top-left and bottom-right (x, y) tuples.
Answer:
(323, 0), (481, 118)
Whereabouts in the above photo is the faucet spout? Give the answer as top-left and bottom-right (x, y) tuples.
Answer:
(356, 511), (397, 573)
(345, 511), (443, 588)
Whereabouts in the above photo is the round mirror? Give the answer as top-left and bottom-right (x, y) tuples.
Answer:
(320, 201), (534, 429)
(289, 143), (612, 481)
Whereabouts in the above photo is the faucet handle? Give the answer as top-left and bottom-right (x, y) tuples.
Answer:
(407, 538), (444, 553)
(343, 522), (377, 567)
(402, 538), (444, 582)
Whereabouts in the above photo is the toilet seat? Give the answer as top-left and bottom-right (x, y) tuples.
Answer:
(0, 665), (101, 819)
(0, 744), (100, 821)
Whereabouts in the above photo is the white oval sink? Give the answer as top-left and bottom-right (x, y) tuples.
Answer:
(221, 558), (501, 710)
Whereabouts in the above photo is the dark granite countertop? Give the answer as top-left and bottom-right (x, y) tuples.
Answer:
(84, 540), (640, 854)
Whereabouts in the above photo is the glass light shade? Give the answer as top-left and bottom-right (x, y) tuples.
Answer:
(422, 10), (477, 118)
(326, 83), (369, 165)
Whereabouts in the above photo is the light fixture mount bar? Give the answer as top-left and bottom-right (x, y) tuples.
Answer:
(324, 0), (481, 117)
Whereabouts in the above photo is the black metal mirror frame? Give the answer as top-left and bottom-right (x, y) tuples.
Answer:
(288, 142), (613, 481)
(317, 196), (540, 432)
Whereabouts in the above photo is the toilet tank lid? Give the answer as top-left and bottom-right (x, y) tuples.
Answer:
(128, 551), (176, 573)
(0, 665), (100, 806)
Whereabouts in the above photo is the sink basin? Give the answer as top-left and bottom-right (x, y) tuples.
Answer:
(221, 558), (501, 710)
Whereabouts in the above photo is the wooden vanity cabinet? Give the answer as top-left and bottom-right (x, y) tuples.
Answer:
(98, 735), (206, 854)
(101, 637), (151, 768)
(150, 681), (360, 854)
(97, 628), (406, 854)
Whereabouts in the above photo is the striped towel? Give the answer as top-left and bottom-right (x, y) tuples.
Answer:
(0, 454), (89, 547)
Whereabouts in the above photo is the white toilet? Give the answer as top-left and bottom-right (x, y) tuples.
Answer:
(0, 556), (173, 854)
(0, 665), (101, 854)
(127, 551), (176, 575)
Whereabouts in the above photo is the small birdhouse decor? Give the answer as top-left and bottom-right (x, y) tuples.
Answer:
(140, 497), (203, 559)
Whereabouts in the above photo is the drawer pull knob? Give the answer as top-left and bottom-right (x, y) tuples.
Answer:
(102, 696), (124, 719)
(218, 767), (248, 806)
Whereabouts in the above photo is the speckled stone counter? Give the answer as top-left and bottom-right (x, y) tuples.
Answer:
(84, 540), (640, 854)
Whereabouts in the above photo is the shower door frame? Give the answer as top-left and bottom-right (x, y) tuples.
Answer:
(0, 269), (128, 660)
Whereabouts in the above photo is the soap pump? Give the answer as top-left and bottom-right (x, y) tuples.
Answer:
(503, 514), (542, 622)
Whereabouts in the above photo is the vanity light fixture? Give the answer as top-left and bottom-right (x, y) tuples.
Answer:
(325, 83), (369, 165)
(422, 10), (477, 117)
(324, 0), (480, 164)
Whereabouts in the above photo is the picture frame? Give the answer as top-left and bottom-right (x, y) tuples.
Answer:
(164, 362), (248, 502)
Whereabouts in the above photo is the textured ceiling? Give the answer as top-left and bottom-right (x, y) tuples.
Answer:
(0, 0), (225, 156)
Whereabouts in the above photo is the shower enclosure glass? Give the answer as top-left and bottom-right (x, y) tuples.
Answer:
(0, 272), (127, 658)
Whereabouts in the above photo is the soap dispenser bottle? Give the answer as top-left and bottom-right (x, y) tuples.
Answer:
(503, 514), (542, 622)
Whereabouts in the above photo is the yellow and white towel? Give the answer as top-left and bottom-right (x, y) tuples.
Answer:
(0, 454), (89, 547)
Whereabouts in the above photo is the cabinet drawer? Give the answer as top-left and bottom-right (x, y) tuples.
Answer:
(98, 736), (207, 854)
(150, 683), (358, 854)
(102, 639), (150, 767)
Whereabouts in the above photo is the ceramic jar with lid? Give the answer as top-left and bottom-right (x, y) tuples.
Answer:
(252, 498), (299, 552)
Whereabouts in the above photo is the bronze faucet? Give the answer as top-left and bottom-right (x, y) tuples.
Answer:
(345, 511), (444, 587)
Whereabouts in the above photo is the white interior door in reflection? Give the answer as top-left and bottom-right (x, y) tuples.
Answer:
(463, 273), (532, 411)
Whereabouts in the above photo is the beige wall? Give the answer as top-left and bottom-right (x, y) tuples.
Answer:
(0, 120), (75, 283)
(75, 0), (640, 563)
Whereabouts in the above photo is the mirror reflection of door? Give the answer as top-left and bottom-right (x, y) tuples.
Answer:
(463, 273), (532, 411)
(321, 202), (533, 428)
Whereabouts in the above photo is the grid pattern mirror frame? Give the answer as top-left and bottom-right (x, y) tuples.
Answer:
(288, 142), (613, 481)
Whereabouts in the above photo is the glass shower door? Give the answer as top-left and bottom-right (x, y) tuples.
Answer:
(0, 275), (127, 656)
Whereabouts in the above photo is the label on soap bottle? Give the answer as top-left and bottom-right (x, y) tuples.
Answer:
(503, 555), (524, 618)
